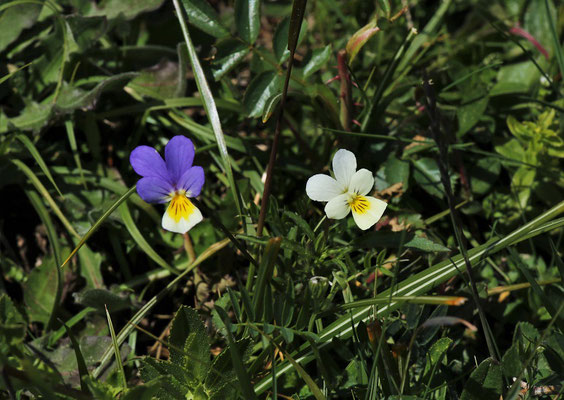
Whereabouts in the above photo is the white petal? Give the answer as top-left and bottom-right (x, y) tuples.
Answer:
(162, 201), (203, 234)
(324, 193), (351, 219)
(306, 174), (343, 202)
(351, 196), (387, 230)
(332, 149), (357, 188)
(349, 168), (374, 196)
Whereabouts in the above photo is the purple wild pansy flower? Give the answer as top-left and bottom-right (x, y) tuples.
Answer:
(130, 135), (204, 234)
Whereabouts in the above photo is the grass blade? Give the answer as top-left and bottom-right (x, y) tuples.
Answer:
(173, 0), (244, 224)
(12, 158), (80, 239)
(61, 321), (89, 393)
(61, 186), (137, 269)
(105, 305), (127, 390)
(64, 120), (87, 188)
(16, 134), (64, 197)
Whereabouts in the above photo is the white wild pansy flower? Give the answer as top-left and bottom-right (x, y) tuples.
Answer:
(306, 149), (387, 230)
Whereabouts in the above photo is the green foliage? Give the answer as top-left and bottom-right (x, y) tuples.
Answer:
(1, 0), (563, 398)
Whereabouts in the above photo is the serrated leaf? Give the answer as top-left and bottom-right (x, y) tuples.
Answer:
(235, 0), (260, 44)
(140, 358), (189, 399)
(243, 71), (284, 118)
(179, 0), (229, 38)
(169, 306), (211, 382)
(460, 358), (502, 400)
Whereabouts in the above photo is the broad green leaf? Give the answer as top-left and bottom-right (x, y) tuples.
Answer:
(179, 0), (229, 38)
(346, 19), (379, 64)
(490, 61), (540, 95)
(75, 288), (133, 312)
(273, 17), (307, 63)
(460, 358), (502, 400)
(76, 242), (104, 289)
(65, 15), (107, 51)
(0, 2), (42, 52)
(169, 305), (210, 381)
(79, 0), (166, 20)
(303, 45), (332, 78)
(469, 157), (500, 195)
(412, 157), (445, 199)
(511, 166), (535, 208)
(494, 138), (525, 162)
(23, 256), (59, 326)
(457, 96), (488, 137)
(243, 71), (284, 117)
(501, 343), (521, 377)
(3, 101), (53, 133)
(127, 60), (184, 100)
(211, 39), (250, 80)
(235, 0), (260, 44)
(55, 72), (138, 113)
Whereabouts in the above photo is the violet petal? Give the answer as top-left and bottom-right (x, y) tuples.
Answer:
(165, 136), (195, 185)
(136, 177), (174, 203)
(177, 166), (204, 197)
(130, 145), (171, 183)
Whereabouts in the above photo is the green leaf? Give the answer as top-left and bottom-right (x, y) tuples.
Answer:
(303, 45), (332, 78)
(169, 306), (210, 382)
(23, 255), (59, 327)
(0, 294), (26, 354)
(469, 157), (500, 195)
(105, 305), (127, 390)
(273, 17), (307, 63)
(460, 358), (502, 400)
(179, 0), (229, 38)
(76, 242), (104, 289)
(74, 288), (133, 312)
(511, 166), (535, 208)
(3, 101), (53, 133)
(501, 343), (521, 378)
(0, 2), (42, 52)
(140, 358), (189, 399)
(121, 376), (167, 400)
(243, 71), (284, 117)
(253, 238), (282, 320)
(61, 322), (89, 393)
(211, 39), (250, 80)
(457, 96), (488, 137)
(65, 15), (107, 51)
(55, 73), (138, 113)
(346, 19), (380, 64)
(423, 337), (452, 376)
(490, 61), (540, 95)
(79, 0), (166, 20)
(494, 138), (525, 162)
(235, 0), (260, 44)
(412, 157), (445, 199)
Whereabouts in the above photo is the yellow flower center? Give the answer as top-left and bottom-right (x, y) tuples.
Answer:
(349, 194), (369, 214)
(168, 191), (195, 222)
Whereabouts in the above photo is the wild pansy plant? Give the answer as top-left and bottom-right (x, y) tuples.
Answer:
(306, 149), (387, 230)
(130, 135), (204, 234)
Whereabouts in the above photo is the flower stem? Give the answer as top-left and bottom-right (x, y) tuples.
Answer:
(183, 232), (196, 264)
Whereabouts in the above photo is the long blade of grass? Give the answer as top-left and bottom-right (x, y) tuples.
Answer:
(0, 61), (33, 85)
(173, 0), (244, 224)
(118, 201), (179, 275)
(16, 134), (64, 197)
(337, 296), (467, 310)
(12, 159), (80, 239)
(104, 305), (127, 390)
(64, 120), (87, 188)
(253, 200), (564, 394)
(545, 0), (564, 84)
(60, 186), (137, 269)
